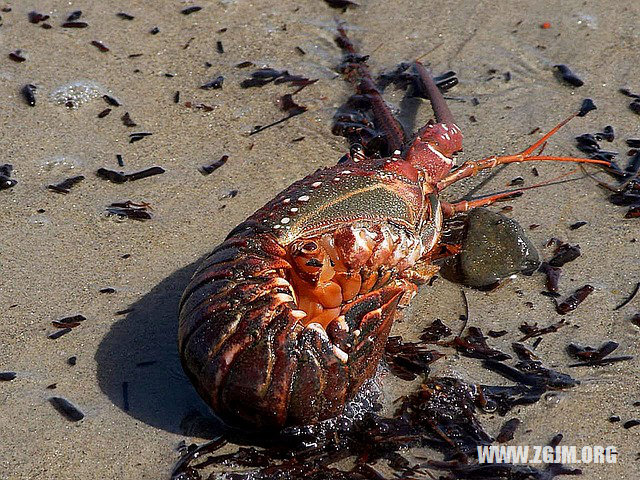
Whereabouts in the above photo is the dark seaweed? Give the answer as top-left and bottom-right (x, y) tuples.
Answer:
(28, 11), (50, 23)
(627, 139), (640, 148)
(121, 112), (137, 127)
(97, 166), (164, 183)
(117, 12), (134, 20)
(67, 356), (77, 366)
(567, 341), (633, 367)
(91, 40), (109, 52)
(97, 108), (111, 118)
(129, 132), (153, 143)
(62, 21), (88, 28)
(150, 26), (160, 34)
(67, 10), (82, 21)
(174, 91), (180, 103)
(48, 328), (72, 340)
(9, 50), (26, 62)
(539, 262), (561, 292)
(181, 6), (202, 15)
(0, 164), (18, 190)
(324, 0), (359, 8)
(623, 420), (640, 429)
(496, 418), (521, 443)
(201, 76), (224, 90)
(384, 335), (443, 381)
(216, 41), (224, 54)
(446, 327), (511, 361)
(99, 287), (116, 294)
(554, 64), (584, 87)
(52, 314), (86, 329)
(0, 372), (17, 381)
(569, 221), (587, 230)
(106, 201), (152, 221)
(49, 397), (84, 421)
(21, 84), (37, 106)
(198, 155), (229, 175)
(556, 285), (594, 315)
(116, 154), (124, 167)
(47, 175), (85, 194)
(236, 61), (254, 69)
(548, 242), (581, 267)
(419, 319), (452, 342)
(577, 98), (595, 117)
(103, 95), (121, 106)
(518, 320), (566, 341)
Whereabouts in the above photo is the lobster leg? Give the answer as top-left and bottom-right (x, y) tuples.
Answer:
(436, 113), (611, 191)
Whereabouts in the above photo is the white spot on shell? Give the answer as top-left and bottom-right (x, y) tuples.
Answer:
(341, 170), (352, 174)
(290, 207), (299, 212)
(312, 181), (322, 188)
(393, 150), (401, 155)
(333, 345), (349, 363)
(281, 217), (290, 224)
(333, 177), (340, 182)
(298, 195), (310, 201)
(283, 198), (291, 204)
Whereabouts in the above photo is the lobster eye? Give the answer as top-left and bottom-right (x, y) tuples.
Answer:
(302, 241), (318, 253)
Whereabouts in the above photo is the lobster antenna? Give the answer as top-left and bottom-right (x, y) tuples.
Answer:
(437, 112), (612, 191)
(413, 61), (455, 125)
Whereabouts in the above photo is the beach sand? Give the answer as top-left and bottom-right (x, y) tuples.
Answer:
(1, 1), (638, 478)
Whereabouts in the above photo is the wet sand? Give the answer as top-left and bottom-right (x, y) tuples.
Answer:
(1, 1), (639, 478)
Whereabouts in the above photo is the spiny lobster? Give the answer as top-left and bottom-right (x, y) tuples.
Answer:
(178, 28), (609, 429)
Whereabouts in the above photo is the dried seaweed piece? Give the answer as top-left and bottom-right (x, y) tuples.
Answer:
(21, 84), (37, 106)
(556, 284), (594, 314)
(419, 319), (452, 342)
(117, 12), (134, 20)
(67, 10), (82, 21)
(106, 201), (152, 221)
(199, 155), (229, 175)
(99, 287), (116, 294)
(49, 397), (84, 421)
(518, 319), (566, 341)
(496, 418), (521, 443)
(539, 261), (561, 292)
(52, 314), (86, 329)
(9, 50), (26, 62)
(554, 64), (584, 87)
(28, 11), (50, 23)
(121, 112), (137, 127)
(324, 0), (359, 8)
(216, 40), (224, 54)
(181, 6), (202, 15)
(62, 21), (88, 28)
(548, 242), (580, 267)
(487, 330), (508, 338)
(91, 40), (109, 52)
(67, 356), (77, 366)
(0, 372), (17, 381)
(597, 125), (615, 142)
(48, 328), (72, 339)
(624, 420), (640, 429)
(577, 98), (596, 116)
(126, 166), (165, 181)
(97, 108), (111, 118)
(0, 164), (17, 190)
(567, 341), (633, 367)
(630, 99), (640, 115)
(103, 95), (121, 106)
(47, 175), (85, 194)
(129, 132), (153, 143)
(384, 335), (443, 381)
(569, 221), (587, 230)
(96, 168), (127, 183)
(446, 327), (511, 360)
(201, 76), (224, 89)
(150, 26), (160, 34)
(627, 139), (640, 148)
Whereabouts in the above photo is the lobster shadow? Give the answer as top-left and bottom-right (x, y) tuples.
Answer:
(95, 258), (225, 438)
